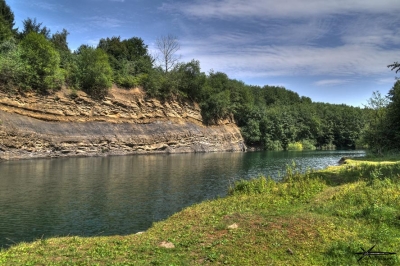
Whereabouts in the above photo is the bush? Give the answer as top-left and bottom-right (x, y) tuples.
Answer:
(264, 139), (283, 151)
(0, 39), (28, 91)
(287, 142), (303, 151)
(75, 46), (113, 99)
(228, 176), (274, 195)
(200, 90), (231, 125)
(19, 32), (63, 92)
(301, 139), (316, 150)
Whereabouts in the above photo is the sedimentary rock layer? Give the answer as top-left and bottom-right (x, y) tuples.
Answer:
(0, 88), (246, 160)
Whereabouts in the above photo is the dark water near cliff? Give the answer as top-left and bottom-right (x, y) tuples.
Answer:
(0, 150), (365, 248)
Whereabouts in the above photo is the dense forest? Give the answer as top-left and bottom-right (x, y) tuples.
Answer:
(1, 0), (399, 152)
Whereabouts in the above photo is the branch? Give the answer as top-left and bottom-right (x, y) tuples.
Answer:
(388, 62), (400, 73)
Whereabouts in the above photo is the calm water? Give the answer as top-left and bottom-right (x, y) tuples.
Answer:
(0, 150), (365, 248)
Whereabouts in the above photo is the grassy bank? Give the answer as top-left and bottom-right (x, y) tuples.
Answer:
(1, 158), (400, 265)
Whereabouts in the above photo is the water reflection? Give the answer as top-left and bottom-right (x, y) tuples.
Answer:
(0, 150), (364, 248)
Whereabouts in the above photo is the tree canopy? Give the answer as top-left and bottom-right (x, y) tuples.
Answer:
(0, 0), (16, 42)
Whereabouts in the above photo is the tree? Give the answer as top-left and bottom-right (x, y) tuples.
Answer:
(0, 39), (27, 91)
(51, 29), (69, 53)
(0, 0), (17, 41)
(174, 60), (206, 101)
(200, 90), (231, 125)
(19, 32), (62, 92)
(156, 34), (180, 73)
(98, 36), (153, 88)
(51, 29), (72, 70)
(19, 18), (51, 40)
(385, 80), (400, 149)
(241, 118), (261, 145)
(75, 45), (113, 99)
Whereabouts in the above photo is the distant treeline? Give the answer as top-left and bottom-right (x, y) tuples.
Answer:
(1, 0), (399, 152)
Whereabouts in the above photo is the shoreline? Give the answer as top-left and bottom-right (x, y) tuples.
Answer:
(2, 157), (400, 265)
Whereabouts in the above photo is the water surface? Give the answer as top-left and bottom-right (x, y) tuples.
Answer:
(0, 150), (364, 248)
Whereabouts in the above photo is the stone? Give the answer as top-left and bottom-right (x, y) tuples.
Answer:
(159, 241), (175, 249)
(228, 223), (239, 229)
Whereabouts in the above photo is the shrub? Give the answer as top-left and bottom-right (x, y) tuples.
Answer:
(287, 142), (303, 151)
(19, 32), (63, 92)
(0, 38), (27, 91)
(264, 139), (283, 151)
(301, 139), (316, 150)
(75, 46), (113, 99)
(228, 176), (275, 196)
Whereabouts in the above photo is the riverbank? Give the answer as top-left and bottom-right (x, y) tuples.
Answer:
(1, 157), (400, 265)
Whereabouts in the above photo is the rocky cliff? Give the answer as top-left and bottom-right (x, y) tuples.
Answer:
(0, 87), (246, 160)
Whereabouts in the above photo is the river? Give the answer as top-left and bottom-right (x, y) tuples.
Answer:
(0, 150), (365, 249)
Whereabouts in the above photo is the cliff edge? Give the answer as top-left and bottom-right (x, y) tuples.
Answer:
(0, 87), (246, 160)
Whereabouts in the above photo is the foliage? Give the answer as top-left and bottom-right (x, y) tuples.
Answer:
(97, 36), (153, 89)
(362, 91), (390, 153)
(19, 18), (51, 40)
(388, 61), (400, 73)
(0, 0), (16, 42)
(287, 142), (303, 151)
(200, 90), (231, 125)
(301, 139), (316, 150)
(0, 16), (13, 42)
(51, 29), (71, 67)
(363, 75), (400, 154)
(173, 60), (206, 101)
(0, 39), (28, 91)
(19, 32), (62, 92)
(385, 80), (400, 149)
(74, 46), (113, 99)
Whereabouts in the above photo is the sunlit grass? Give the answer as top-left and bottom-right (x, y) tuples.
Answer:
(1, 157), (400, 265)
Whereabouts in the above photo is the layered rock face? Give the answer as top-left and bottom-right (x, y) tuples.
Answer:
(0, 88), (246, 160)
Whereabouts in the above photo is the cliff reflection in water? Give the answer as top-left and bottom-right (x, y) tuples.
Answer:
(0, 152), (246, 248)
(0, 150), (365, 248)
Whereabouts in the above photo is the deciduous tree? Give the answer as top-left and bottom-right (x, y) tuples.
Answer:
(19, 32), (62, 91)
(75, 45), (113, 99)
(156, 34), (180, 73)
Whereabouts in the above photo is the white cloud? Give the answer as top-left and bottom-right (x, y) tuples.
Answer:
(85, 16), (123, 29)
(170, 1), (399, 83)
(180, 31), (398, 80)
(31, 1), (64, 11)
(163, 0), (400, 20)
(376, 77), (397, 85)
(314, 79), (350, 87)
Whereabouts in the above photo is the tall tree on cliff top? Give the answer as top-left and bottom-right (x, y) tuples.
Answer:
(0, 0), (17, 42)
(19, 18), (51, 40)
(156, 34), (180, 73)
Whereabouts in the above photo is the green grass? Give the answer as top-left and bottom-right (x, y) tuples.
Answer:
(1, 158), (400, 265)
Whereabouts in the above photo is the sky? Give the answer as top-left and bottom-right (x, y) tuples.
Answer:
(6, 0), (400, 106)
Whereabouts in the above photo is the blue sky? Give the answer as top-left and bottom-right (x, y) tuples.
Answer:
(6, 0), (400, 106)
